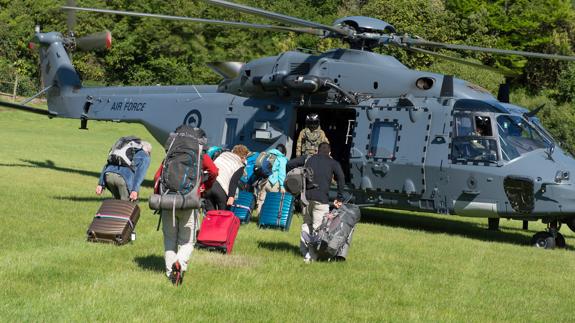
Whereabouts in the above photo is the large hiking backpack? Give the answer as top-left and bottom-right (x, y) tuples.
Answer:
(161, 125), (203, 195)
(107, 136), (143, 167)
(254, 151), (277, 178)
(314, 203), (361, 261)
(284, 156), (314, 205)
(149, 125), (204, 211)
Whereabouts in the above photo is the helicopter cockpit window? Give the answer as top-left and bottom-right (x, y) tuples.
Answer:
(369, 121), (398, 159)
(452, 114), (498, 163)
(497, 115), (549, 161)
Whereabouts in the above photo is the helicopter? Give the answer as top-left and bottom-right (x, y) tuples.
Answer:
(3, 0), (575, 249)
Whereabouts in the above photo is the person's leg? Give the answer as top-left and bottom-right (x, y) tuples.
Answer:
(256, 179), (272, 215)
(203, 188), (216, 211)
(309, 202), (329, 260)
(300, 200), (316, 258)
(104, 172), (130, 200)
(212, 182), (228, 210)
(161, 210), (178, 278)
(175, 209), (197, 273)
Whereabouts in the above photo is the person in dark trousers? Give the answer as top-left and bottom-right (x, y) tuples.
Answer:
(287, 142), (345, 263)
(96, 141), (152, 201)
(204, 144), (250, 211)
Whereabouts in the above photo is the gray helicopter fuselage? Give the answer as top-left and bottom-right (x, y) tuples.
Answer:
(40, 32), (575, 223)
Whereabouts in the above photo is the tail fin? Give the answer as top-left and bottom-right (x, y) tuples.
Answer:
(35, 31), (84, 118)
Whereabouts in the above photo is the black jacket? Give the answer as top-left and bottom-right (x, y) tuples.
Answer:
(287, 154), (345, 204)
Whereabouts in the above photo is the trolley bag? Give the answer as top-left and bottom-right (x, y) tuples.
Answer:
(230, 190), (255, 224)
(196, 210), (240, 254)
(87, 199), (140, 245)
(258, 192), (294, 231)
(315, 203), (361, 261)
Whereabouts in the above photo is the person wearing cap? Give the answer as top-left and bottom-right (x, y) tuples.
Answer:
(296, 113), (329, 157)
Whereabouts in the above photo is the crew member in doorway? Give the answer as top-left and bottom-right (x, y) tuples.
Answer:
(296, 113), (329, 157)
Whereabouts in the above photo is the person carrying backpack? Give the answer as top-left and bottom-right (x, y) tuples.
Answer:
(96, 137), (152, 201)
(204, 145), (250, 211)
(287, 142), (345, 263)
(255, 144), (288, 214)
(150, 126), (217, 286)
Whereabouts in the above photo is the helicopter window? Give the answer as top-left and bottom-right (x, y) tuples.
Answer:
(497, 115), (549, 161)
(223, 118), (238, 147)
(452, 114), (498, 162)
(370, 121), (397, 159)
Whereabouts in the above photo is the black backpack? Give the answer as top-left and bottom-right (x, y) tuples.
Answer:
(107, 136), (143, 167)
(160, 125), (204, 195)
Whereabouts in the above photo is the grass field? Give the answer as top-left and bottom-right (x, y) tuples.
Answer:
(1, 106), (575, 322)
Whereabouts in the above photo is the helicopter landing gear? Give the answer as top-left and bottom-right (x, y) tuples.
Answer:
(531, 221), (565, 249)
(487, 218), (500, 231)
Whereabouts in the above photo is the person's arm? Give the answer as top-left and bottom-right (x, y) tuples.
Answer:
(131, 152), (151, 194)
(332, 160), (345, 202)
(286, 155), (306, 172)
(321, 130), (329, 144)
(202, 154), (219, 190)
(295, 131), (304, 157)
(227, 167), (244, 197)
(96, 164), (108, 195)
(277, 156), (288, 189)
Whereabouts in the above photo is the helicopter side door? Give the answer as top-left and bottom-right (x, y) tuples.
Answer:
(350, 104), (431, 198)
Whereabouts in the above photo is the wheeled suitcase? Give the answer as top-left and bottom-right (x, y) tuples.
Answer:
(258, 192), (294, 231)
(87, 199), (140, 245)
(196, 210), (240, 254)
(230, 190), (255, 224)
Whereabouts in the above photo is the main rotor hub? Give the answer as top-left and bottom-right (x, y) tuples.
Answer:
(333, 16), (396, 50)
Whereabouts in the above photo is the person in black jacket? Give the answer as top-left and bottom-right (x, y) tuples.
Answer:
(287, 142), (345, 263)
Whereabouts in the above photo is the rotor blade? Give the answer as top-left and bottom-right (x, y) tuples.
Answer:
(0, 101), (54, 116)
(406, 38), (575, 61)
(76, 31), (112, 51)
(202, 0), (351, 36)
(66, 0), (76, 32)
(61, 6), (324, 36)
(406, 46), (520, 77)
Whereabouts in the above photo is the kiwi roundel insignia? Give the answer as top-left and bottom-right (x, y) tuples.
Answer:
(184, 109), (202, 128)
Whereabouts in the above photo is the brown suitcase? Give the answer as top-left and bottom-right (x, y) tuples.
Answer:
(87, 199), (140, 245)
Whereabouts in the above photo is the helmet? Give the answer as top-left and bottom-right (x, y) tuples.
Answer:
(305, 113), (320, 130)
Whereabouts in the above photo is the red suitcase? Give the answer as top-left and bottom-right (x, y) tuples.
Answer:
(196, 210), (240, 254)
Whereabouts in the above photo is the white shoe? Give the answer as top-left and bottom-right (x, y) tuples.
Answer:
(303, 252), (312, 264)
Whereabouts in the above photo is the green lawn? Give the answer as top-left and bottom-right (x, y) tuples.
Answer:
(1, 107), (574, 322)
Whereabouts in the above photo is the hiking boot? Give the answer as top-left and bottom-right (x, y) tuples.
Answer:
(170, 261), (183, 286)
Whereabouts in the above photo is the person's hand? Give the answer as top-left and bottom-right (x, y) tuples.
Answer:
(333, 199), (343, 209)
(96, 185), (104, 195)
(129, 191), (139, 201)
(199, 186), (206, 193)
(326, 212), (335, 220)
(280, 187), (286, 193)
(226, 196), (235, 206)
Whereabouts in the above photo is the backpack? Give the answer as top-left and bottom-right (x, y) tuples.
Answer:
(314, 203), (361, 260)
(160, 125), (203, 195)
(207, 146), (225, 161)
(254, 151), (277, 178)
(284, 156), (314, 200)
(107, 136), (143, 167)
(239, 152), (260, 189)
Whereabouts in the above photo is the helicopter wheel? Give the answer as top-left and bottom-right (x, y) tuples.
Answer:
(531, 232), (556, 249)
(487, 218), (500, 231)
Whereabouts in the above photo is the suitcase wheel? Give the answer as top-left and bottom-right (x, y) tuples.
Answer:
(86, 230), (96, 240)
(114, 234), (124, 244)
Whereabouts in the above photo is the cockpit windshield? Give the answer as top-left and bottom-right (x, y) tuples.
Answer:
(497, 115), (550, 161)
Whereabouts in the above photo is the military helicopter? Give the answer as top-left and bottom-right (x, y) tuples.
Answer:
(4, 0), (575, 249)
